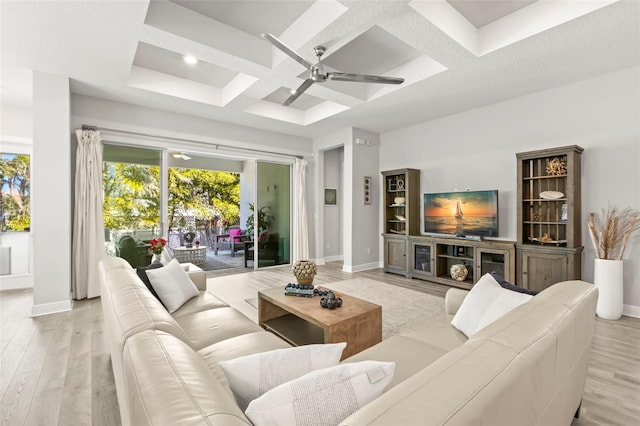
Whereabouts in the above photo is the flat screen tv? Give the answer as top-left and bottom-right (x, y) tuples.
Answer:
(423, 190), (499, 238)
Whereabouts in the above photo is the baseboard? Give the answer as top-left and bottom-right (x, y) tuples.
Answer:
(324, 255), (343, 263)
(0, 273), (33, 291)
(623, 304), (640, 318)
(31, 299), (73, 317)
(343, 261), (379, 273)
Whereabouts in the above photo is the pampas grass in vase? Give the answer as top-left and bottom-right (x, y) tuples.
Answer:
(588, 204), (640, 319)
(587, 204), (640, 260)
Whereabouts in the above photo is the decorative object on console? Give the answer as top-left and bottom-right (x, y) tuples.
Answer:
(587, 204), (640, 320)
(545, 157), (567, 176)
(364, 176), (372, 204)
(292, 260), (317, 284)
(450, 263), (468, 281)
(183, 231), (196, 248)
(539, 190), (564, 200)
(317, 289), (343, 309)
(284, 283), (314, 297)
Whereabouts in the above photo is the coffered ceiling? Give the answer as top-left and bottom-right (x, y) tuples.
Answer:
(1, 0), (638, 139)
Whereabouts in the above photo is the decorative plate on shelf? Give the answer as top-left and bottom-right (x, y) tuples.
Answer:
(539, 190), (564, 200)
(395, 215), (406, 221)
(528, 236), (567, 245)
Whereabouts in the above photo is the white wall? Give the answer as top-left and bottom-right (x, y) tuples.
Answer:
(350, 128), (380, 269)
(0, 104), (33, 139)
(314, 127), (380, 271)
(314, 128), (352, 264)
(381, 66), (640, 312)
(31, 71), (72, 316)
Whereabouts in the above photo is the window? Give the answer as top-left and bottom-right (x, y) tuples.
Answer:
(0, 153), (31, 232)
(102, 145), (162, 259)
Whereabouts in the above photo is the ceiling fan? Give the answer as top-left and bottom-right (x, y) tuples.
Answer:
(261, 33), (405, 106)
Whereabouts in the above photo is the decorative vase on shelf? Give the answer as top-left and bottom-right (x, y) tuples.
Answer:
(152, 252), (163, 264)
(293, 260), (317, 285)
(594, 259), (624, 320)
(450, 264), (468, 281)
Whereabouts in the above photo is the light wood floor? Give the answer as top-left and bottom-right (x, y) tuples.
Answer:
(1, 262), (638, 425)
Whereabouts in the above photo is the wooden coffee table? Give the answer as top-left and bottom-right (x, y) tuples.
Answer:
(258, 286), (382, 360)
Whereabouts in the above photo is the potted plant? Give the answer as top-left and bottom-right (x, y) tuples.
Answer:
(245, 203), (274, 238)
(587, 204), (640, 319)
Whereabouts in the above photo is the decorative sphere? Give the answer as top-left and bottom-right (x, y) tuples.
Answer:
(450, 264), (468, 281)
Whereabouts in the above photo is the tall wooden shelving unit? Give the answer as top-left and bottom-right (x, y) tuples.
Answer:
(516, 145), (583, 292)
(381, 169), (420, 276)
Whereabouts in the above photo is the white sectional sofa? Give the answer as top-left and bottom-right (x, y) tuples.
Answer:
(99, 256), (598, 425)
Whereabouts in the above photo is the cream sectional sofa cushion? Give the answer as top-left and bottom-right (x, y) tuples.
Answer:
(123, 330), (252, 426)
(174, 307), (264, 350)
(99, 256), (290, 425)
(340, 280), (597, 425)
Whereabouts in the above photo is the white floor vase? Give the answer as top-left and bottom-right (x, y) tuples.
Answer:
(594, 259), (624, 320)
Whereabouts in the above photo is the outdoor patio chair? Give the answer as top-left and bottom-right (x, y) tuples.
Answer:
(214, 228), (248, 256)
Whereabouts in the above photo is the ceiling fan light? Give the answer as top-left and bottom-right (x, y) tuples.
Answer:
(183, 55), (198, 65)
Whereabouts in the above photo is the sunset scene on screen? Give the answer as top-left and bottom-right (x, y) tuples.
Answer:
(426, 193), (495, 217)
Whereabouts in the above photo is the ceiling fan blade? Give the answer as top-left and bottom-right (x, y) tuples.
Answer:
(328, 72), (404, 85)
(283, 79), (314, 106)
(261, 33), (313, 70)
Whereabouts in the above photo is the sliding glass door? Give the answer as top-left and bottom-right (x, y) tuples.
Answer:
(255, 162), (291, 268)
(103, 144), (163, 266)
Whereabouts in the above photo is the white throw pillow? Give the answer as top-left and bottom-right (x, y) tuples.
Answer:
(145, 258), (199, 313)
(451, 273), (533, 337)
(245, 361), (395, 426)
(160, 246), (174, 265)
(219, 343), (347, 411)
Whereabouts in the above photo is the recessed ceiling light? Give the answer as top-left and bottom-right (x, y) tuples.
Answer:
(183, 55), (198, 65)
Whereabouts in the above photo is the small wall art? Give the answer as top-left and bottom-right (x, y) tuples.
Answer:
(324, 188), (337, 206)
(364, 176), (372, 204)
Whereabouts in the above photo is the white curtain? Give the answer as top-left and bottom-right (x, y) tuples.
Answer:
(292, 158), (309, 262)
(72, 129), (105, 299)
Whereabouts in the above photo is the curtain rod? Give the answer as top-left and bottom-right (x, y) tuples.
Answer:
(81, 124), (304, 159)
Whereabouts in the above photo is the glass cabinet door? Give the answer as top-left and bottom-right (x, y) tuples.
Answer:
(409, 240), (434, 279)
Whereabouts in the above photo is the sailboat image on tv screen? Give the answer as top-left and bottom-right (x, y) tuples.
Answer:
(423, 190), (499, 238)
(455, 200), (463, 219)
